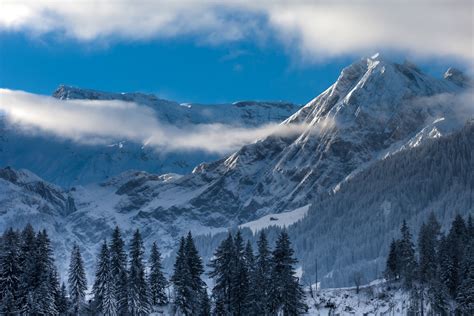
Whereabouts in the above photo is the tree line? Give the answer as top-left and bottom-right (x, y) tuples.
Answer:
(385, 213), (474, 315)
(0, 225), (307, 315)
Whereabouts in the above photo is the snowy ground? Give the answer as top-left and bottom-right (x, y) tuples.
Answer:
(239, 204), (310, 233)
(305, 280), (417, 315)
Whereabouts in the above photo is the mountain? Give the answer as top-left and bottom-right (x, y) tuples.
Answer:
(288, 121), (473, 287)
(0, 55), (471, 282)
(0, 85), (300, 187)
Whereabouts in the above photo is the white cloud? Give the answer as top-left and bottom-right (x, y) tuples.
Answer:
(0, 1), (472, 62)
(0, 88), (307, 153)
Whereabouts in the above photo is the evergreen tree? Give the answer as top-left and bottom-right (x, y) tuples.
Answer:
(244, 241), (255, 275)
(128, 229), (150, 315)
(209, 232), (235, 315)
(57, 282), (69, 315)
(398, 220), (417, 288)
(440, 215), (467, 298)
(17, 223), (37, 313)
(249, 231), (272, 316)
(199, 289), (211, 316)
(110, 226), (128, 315)
(269, 231), (307, 315)
(0, 228), (21, 314)
(171, 237), (193, 315)
(385, 239), (399, 281)
(418, 213), (441, 284)
(34, 229), (58, 315)
(148, 242), (168, 306)
(68, 243), (88, 315)
(50, 268), (63, 315)
(456, 239), (474, 314)
(184, 232), (207, 315)
(231, 230), (251, 315)
(93, 240), (117, 315)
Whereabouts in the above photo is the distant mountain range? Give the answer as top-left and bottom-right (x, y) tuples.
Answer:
(0, 55), (472, 286)
(1, 85), (300, 187)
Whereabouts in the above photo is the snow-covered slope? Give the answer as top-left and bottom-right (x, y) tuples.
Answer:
(87, 54), (469, 226)
(0, 86), (300, 187)
(0, 56), (471, 280)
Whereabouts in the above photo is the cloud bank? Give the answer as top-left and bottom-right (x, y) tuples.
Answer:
(0, 89), (307, 153)
(0, 1), (472, 62)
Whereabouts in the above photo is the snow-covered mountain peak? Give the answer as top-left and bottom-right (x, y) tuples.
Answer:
(443, 67), (471, 87)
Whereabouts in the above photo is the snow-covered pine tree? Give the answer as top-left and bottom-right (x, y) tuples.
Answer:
(209, 232), (235, 315)
(249, 231), (272, 316)
(171, 237), (193, 315)
(128, 229), (150, 316)
(50, 268), (63, 315)
(93, 240), (117, 315)
(440, 215), (467, 298)
(68, 243), (88, 315)
(456, 239), (474, 314)
(17, 224), (37, 313)
(110, 226), (129, 315)
(385, 239), (399, 281)
(244, 241), (255, 275)
(199, 289), (211, 316)
(269, 230), (307, 315)
(0, 228), (21, 314)
(231, 230), (251, 315)
(148, 241), (168, 307)
(398, 220), (417, 288)
(418, 213), (441, 284)
(57, 282), (69, 315)
(34, 229), (58, 315)
(184, 232), (207, 314)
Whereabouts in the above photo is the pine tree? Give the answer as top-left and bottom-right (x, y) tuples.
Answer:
(231, 230), (251, 315)
(385, 239), (399, 281)
(110, 226), (128, 315)
(269, 231), (307, 315)
(34, 229), (58, 315)
(199, 289), (211, 316)
(50, 268), (62, 315)
(17, 223), (37, 313)
(68, 243), (88, 315)
(57, 282), (69, 315)
(128, 229), (150, 316)
(456, 239), (474, 314)
(440, 215), (467, 298)
(93, 240), (117, 315)
(0, 228), (21, 314)
(418, 213), (441, 284)
(184, 232), (207, 315)
(209, 232), (235, 315)
(398, 220), (417, 288)
(171, 237), (193, 315)
(249, 231), (272, 316)
(148, 242), (168, 307)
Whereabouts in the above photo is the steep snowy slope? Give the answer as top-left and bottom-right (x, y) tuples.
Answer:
(288, 121), (474, 287)
(81, 54), (469, 225)
(0, 86), (300, 187)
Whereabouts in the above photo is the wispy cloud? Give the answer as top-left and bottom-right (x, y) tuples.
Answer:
(0, 89), (307, 153)
(0, 1), (471, 62)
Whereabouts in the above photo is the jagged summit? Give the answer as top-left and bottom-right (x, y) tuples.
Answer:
(444, 67), (471, 87)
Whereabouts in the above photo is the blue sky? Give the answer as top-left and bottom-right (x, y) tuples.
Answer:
(0, 1), (471, 104)
(0, 32), (466, 105)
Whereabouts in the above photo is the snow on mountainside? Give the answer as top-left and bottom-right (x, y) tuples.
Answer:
(0, 86), (300, 187)
(0, 55), (472, 280)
